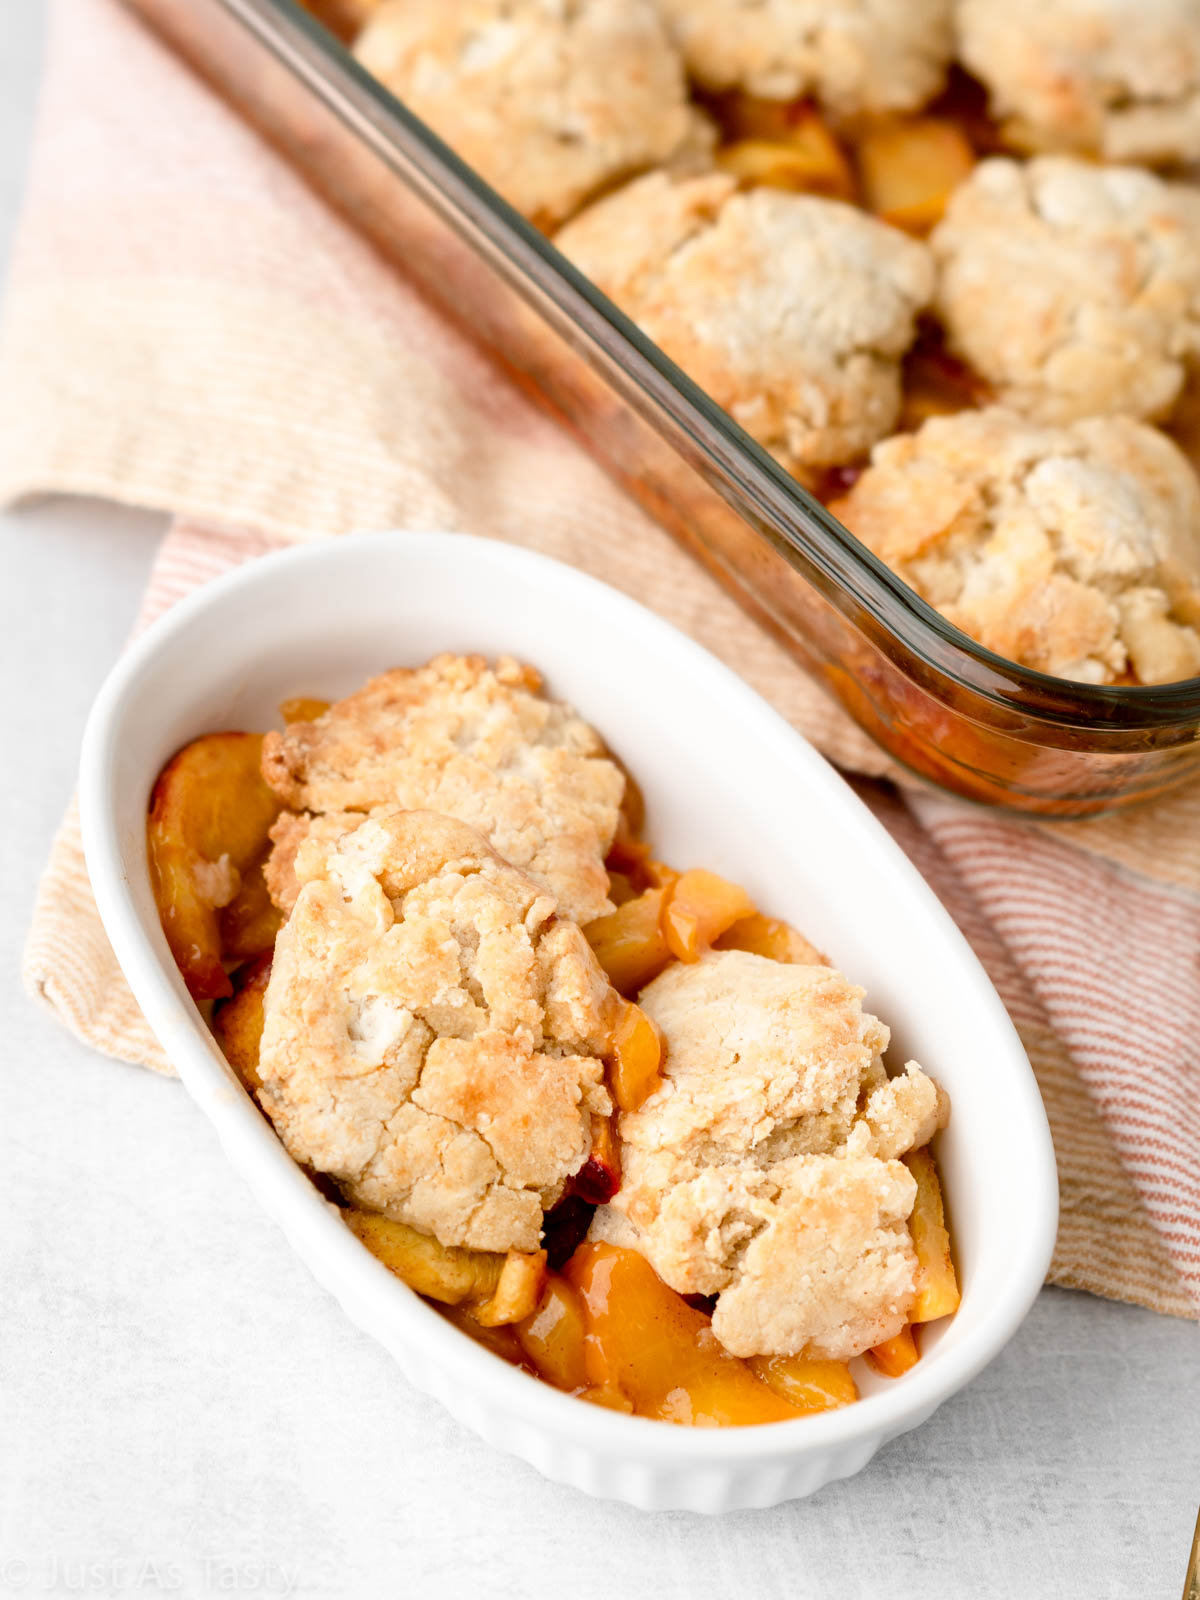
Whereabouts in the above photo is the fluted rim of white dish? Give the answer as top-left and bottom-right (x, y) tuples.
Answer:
(78, 529), (1059, 1469)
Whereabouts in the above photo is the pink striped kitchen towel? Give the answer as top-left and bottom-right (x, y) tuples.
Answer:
(6, 0), (1198, 1318)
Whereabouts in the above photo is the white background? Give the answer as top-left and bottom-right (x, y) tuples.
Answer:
(2, 7), (1198, 1597)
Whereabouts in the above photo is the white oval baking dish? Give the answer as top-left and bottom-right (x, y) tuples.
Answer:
(79, 530), (1057, 1512)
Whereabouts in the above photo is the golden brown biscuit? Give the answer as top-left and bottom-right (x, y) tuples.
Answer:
(659, 0), (953, 118)
(261, 655), (624, 926)
(835, 407), (1200, 684)
(262, 810), (359, 915)
(957, 0), (1200, 165)
(555, 170), (934, 477)
(932, 157), (1200, 424)
(592, 951), (946, 1360)
(257, 810), (618, 1253)
(352, 0), (699, 230)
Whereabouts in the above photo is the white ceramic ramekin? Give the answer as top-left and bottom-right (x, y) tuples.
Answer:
(79, 530), (1057, 1512)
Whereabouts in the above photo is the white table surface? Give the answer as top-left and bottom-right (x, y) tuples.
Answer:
(2, 9), (1197, 1598)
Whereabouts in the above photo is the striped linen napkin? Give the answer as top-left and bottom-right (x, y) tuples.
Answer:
(7, 0), (1198, 1319)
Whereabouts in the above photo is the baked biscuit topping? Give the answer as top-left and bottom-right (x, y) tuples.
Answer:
(262, 809), (358, 915)
(257, 810), (617, 1253)
(932, 156), (1200, 424)
(352, 0), (699, 231)
(956, 0), (1200, 166)
(261, 654), (624, 925)
(834, 407), (1200, 683)
(555, 170), (934, 476)
(594, 950), (946, 1360)
(659, 0), (954, 118)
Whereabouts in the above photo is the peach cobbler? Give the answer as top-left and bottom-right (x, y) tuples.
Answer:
(290, 0), (1200, 687)
(149, 654), (959, 1426)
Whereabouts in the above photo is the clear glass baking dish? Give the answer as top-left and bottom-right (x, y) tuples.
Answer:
(121, 0), (1200, 817)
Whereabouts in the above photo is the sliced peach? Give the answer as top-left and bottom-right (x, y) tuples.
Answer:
(572, 1115), (622, 1205)
(585, 889), (672, 996)
(708, 95), (853, 202)
(642, 859), (680, 893)
(609, 1001), (664, 1113)
(709, 92), (841, 151)
(345, 1209), (541, 1325)
(865, 1324), (920, 1378)
(346, 1209), (502, 1304)
(147, 732), (283, 1000)
(514, 1276), (589, 1392)
(653, 1348), (804, 1427)
(749, 1354), (858, 1412)
(617, 763), (646, 842)
(563, 1242), (807, 1425)
(278, 695), (330, 724)
(715, 912), (826, 966)
(661, 869), (755, 963)
(473, 1250), (548, 1327)
(707, 90), (805, 142)
(605, 813), (651, 878)
(606, 870), (639, 907)
(857, 117), (974, 234)
(218, 855), (283, 963)
(437, 1303), (528, 1368)
(211, 952), (273, 1093)
(906, 1147), (961, 1323)
(605, 828), (679, 899)
(717, 125), (854, 201)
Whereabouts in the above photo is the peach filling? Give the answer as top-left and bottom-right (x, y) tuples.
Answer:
(211, 952), (273, 1093)
(609, 1001), (663, 1113)
(865, 1325), (920, 1379)
(514, 1277), (589, 1392)
(563, 1242), (856, 1425)
(584, 889), (672, 995)
(147, 732), (282, 1000)
(856, 117), (975, 235)
(345, 1209), (546, 1327)
(584, 868), (758, 993)
(907, 1147), (961, 1323)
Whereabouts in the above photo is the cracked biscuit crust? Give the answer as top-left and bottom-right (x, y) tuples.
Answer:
(956, 0), (1200, 166)
(555, 171), (934, 476)
(593, 951), (946, 1360)
(352, 0), (699, 231)
(835, 407), (1200, 684)
(261, 654), (624, 926)
(932, 157), (1200, 424)
(257, 810), (617, 1253)
(659, 0), (952, 117)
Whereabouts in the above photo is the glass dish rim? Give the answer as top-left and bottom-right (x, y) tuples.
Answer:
(216, 0), (1200, 733)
